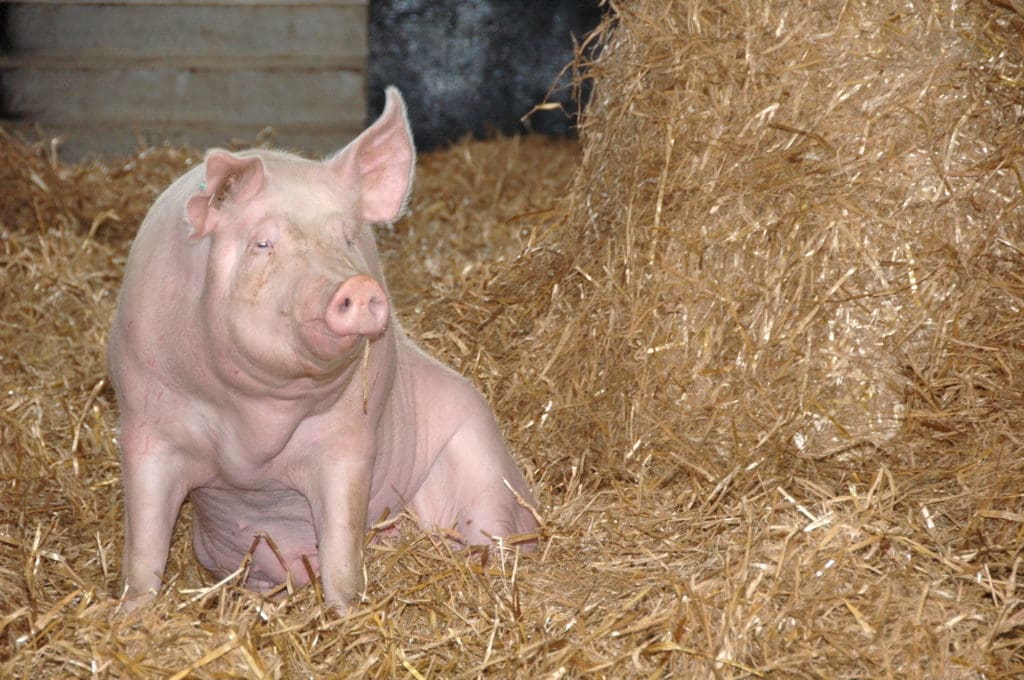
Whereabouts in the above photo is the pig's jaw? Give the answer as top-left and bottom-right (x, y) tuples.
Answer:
(209, 313), (383, 402)
(299, 318), (368, 362)
(292, 321), (390, 386)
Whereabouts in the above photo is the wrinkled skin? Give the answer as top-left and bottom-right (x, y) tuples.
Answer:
(107, 88), (538, 610)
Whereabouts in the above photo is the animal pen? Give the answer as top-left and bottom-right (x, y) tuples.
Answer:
(2, 0), (1024, 677)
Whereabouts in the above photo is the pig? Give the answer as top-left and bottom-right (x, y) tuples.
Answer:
(106, 87), (539, 611)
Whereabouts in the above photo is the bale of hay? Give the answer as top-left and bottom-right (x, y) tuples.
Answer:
(514, 0), (1024, 471)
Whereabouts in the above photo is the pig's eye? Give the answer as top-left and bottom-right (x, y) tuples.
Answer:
(252, 239), (273, 251)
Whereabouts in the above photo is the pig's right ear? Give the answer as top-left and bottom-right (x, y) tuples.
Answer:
(185, 151), (266, 239)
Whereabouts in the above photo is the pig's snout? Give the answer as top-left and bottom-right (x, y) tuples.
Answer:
(325, 275), (389, 338)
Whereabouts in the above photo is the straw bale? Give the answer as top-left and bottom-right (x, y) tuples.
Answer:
(537, 0), (1024, 466)
(3, 0), (1024, 676)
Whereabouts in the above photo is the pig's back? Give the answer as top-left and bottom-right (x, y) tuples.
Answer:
(108, 165), (213, 399)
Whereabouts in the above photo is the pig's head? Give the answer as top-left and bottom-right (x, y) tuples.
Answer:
(182, 87), (415, 388)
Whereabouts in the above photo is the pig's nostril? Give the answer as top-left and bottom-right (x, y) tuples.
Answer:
(341, 297), (352, 309)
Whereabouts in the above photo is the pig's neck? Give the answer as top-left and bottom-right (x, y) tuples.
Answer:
(195, 328), (398, 460)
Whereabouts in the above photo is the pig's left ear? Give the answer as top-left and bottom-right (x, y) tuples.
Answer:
(185, 151), (266, 239)
(328, 86), (415, 224)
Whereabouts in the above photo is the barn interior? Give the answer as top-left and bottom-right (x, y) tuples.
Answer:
(2, 1), (1024, 677)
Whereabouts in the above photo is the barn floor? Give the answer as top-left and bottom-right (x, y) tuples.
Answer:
(1, 124), (1021, 678)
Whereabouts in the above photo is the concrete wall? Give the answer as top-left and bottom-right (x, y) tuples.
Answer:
(0, 1), (368, 160)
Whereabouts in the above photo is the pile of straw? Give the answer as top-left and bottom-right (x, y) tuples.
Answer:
(3, 0), (1024, 676)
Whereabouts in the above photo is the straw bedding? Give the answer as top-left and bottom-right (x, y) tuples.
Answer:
(3, 0), (1024, 677)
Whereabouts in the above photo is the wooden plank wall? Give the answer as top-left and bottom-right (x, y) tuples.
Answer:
(0, 0), (368, 159)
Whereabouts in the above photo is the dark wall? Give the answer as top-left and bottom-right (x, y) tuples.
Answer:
(368, 0), (603, 151)
(0, 5), (9, 122)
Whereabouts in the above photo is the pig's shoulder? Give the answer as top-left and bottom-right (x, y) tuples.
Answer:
(395, 336), (488, 410)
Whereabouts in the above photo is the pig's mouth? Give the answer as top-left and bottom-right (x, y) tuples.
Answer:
(299, 318), (371, 366)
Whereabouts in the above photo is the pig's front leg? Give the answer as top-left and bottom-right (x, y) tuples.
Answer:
(294, 452), (373, 610)
(119, 434), (191, 609)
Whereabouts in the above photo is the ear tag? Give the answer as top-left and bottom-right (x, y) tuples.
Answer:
(199, 180), (207, 192)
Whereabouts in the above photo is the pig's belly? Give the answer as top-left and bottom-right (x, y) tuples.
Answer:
(190, 485), (320, 591)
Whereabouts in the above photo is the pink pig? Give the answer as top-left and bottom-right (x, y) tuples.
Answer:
(107, 87), (538, 609)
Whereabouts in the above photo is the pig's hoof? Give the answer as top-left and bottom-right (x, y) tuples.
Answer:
(321, 587), (369, 617)
(323, 600), (354, 617)
(114, 588), (158, 616)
